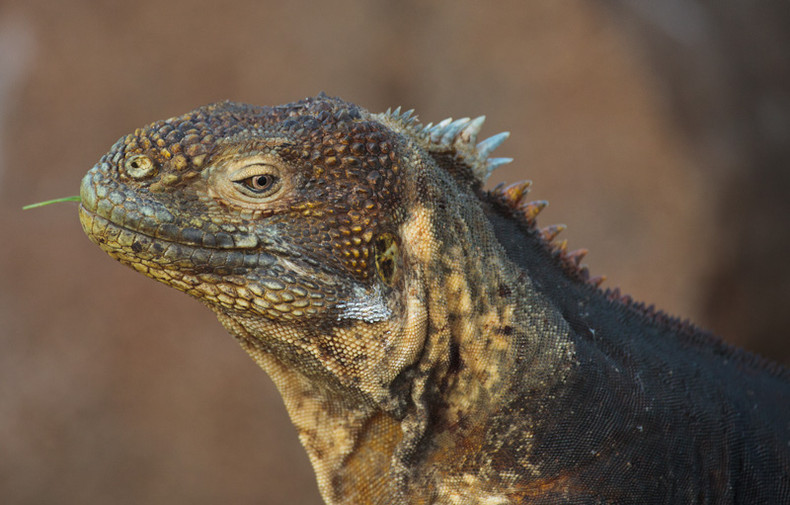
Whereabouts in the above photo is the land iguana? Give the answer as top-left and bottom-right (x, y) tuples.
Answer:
(78, 94), (790, 504)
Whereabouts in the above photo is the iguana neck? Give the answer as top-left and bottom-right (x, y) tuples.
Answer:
(386, 167), (577, 502)
(215, 165), (577, 504)
(214, 310), (403, 505)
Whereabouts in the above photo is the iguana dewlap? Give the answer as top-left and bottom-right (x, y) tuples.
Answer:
(79, 95), (790, 504)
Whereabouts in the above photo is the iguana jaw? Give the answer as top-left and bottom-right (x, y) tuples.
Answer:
(205, 204), (434, 505)
(79, 174), (426, 408)
(77, 181), (339, 326)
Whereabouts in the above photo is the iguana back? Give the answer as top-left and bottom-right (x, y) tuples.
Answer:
(78, 95), (790, 504)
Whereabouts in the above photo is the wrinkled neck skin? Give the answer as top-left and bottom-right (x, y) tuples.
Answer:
(216, 156), (576, 505)
(389, 163), (576, 504)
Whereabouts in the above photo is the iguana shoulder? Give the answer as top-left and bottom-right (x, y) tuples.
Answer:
(79, 94), (790, 504)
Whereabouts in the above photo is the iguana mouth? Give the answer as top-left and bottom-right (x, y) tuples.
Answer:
(79, 169), (260, 252)
(78, 170), (327, 278)
(78, 205), (274, 272)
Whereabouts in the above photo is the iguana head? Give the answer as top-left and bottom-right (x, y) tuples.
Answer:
(80, 95), (584, 503)
(79, 94), (515, 407)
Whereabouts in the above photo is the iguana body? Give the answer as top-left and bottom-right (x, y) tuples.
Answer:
(78, 95), (790, 504)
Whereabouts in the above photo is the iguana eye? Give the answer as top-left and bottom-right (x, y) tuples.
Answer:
(230, 164), (282, 198)
(212, 154), (290, 206)
(236, 174), (278, 194)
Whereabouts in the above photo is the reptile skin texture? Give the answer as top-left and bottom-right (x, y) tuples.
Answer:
(79, 95), (790, 504)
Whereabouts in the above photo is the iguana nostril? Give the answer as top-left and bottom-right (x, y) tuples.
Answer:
(124, 154), (157, 179)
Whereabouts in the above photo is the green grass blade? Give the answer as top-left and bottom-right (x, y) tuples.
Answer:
(23, 195), (81, 210)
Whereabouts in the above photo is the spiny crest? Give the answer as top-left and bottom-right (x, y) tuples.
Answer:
(375, 107), (513, 185)
(490, 179), (607, 289)
(375, 105), (788, 378)
(380, 105), (603, 291)
(489, 177), (736, 354)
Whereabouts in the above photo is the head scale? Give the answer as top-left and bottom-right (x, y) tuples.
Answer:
(79, 95), (431, 401)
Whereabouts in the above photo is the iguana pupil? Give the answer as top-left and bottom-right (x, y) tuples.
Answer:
(239, 174), (275, 193)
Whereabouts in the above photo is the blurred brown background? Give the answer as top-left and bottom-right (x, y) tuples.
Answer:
(2, 1), (788, 504)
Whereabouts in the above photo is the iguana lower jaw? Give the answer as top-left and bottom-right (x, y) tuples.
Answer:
(79, 179), (427, 412)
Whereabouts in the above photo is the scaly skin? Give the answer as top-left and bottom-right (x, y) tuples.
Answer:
(79, 95), (790, 504)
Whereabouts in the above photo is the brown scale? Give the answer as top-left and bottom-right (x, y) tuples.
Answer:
(122, 106), (393, 282)
(294, 120), (402, 281)
(119, 115), (219, 193)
